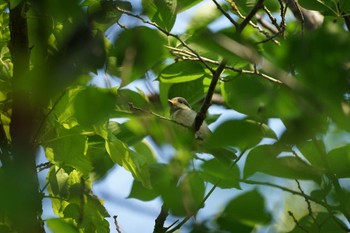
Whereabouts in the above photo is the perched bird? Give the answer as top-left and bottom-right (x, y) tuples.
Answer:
(168, 97), (210, 141)
(168, 97), (236, 161)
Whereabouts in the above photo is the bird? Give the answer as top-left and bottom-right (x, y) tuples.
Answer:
(168, 97), (236, 161)
(168, 97), (210, 141)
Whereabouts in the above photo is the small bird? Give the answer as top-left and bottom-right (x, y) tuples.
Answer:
(168, 97), (236, 161)
(168, 97), (210, 141)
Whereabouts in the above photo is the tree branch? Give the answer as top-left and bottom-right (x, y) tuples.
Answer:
(212, 0), (239, 27)
(194, 61), (226, 132)
(153, 204), (169, 233)
(237, 0), (265, 34)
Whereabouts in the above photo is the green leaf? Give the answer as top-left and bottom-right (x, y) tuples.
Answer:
(200, 159), (241, 189)
(128, 180), (159, 201)
(105, 137), (152, 188)
(159, 61), (207, 83)
(297, 140), (326, 168)
(113, 26), (166, 81)
(46, 218), (78, 233)
(87, 1), (132, 32)
(244, 144), (322, 181)
(142, 0), (177, 31)
(207, 119), (277, 150)
(176, 0), (201, 12)
(288, 212), (347, 233)
(298, 0), (331, 13)
(217, 189), (271, 231)
(167, 77), (206, 105)
(44, 126), (92, 175)
(73, 86), (117, 127)
(86, 137), (115, 181)
(328, 145), (350, 178)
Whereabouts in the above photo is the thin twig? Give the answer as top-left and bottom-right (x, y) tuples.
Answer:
(33, 90), (67, 145)
(240, 178), (339, 214)
(288, 211), (309, 233)
(167, 46), (283, 85)
(295, 180), (318, 224)
(166, 150), (246, 233)
(263, 6), (281, 32)
(212, 0), (239, 27)
(113, 215), (122, 233)
(194, 61), (226, 132)
(115, 7), (214, 73)
(36, 162), (52, 172)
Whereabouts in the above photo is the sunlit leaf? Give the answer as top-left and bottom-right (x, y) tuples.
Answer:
(105, 137), (152, 188)
(159, 61), (207, 83)
(46, 218), (78, 233)
(44, 126), (92, 175)
(142, 0), (177, 31)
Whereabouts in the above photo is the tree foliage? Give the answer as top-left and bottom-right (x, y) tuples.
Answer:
(0, 0), (350, 232)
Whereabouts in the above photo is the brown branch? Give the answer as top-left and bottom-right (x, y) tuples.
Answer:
(113, 215), (122, 233)
(237, 0), (265, 34)
(153, 204), (169, 233)
(212, 0), (239, 27)
(194, 61), (226, 132)
(288, 211), (309, 233)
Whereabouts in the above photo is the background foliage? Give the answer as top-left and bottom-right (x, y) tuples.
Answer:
(0, 0), (350, 232)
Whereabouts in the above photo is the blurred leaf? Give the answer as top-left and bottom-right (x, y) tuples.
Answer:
(159, 61), (207, 83)
(200, 159), (241, 189)
(113, 26), (166, 82)
(46, 218), (78, 233)
(217, 189), (271, 232)
(88, 0), (132, 31)
(142, 0), (177, 31)
(298, 0), (333, 14)
(167, 77), (207, 105)
(187, 1), (226, 33)
(208, 119), (276, 150)
(74, 86), (117, 127)
(176, 0), (202, 12)
(328, 145), (350, 178)
(128, 179), (159, 201)
(244, 144), (322, 181)
(288, 212), (347, 233)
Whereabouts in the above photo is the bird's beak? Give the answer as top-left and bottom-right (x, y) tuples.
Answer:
(168, 99), (176, 106)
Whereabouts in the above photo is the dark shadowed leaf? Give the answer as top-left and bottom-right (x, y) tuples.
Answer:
(200, 159), (241, 189)
(113, 26), (166, 82)
(208, 119), (276, 150)
(217, 189), (271, 232)
(288, 212), (347, 233)
(244, 144), (322, 181)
